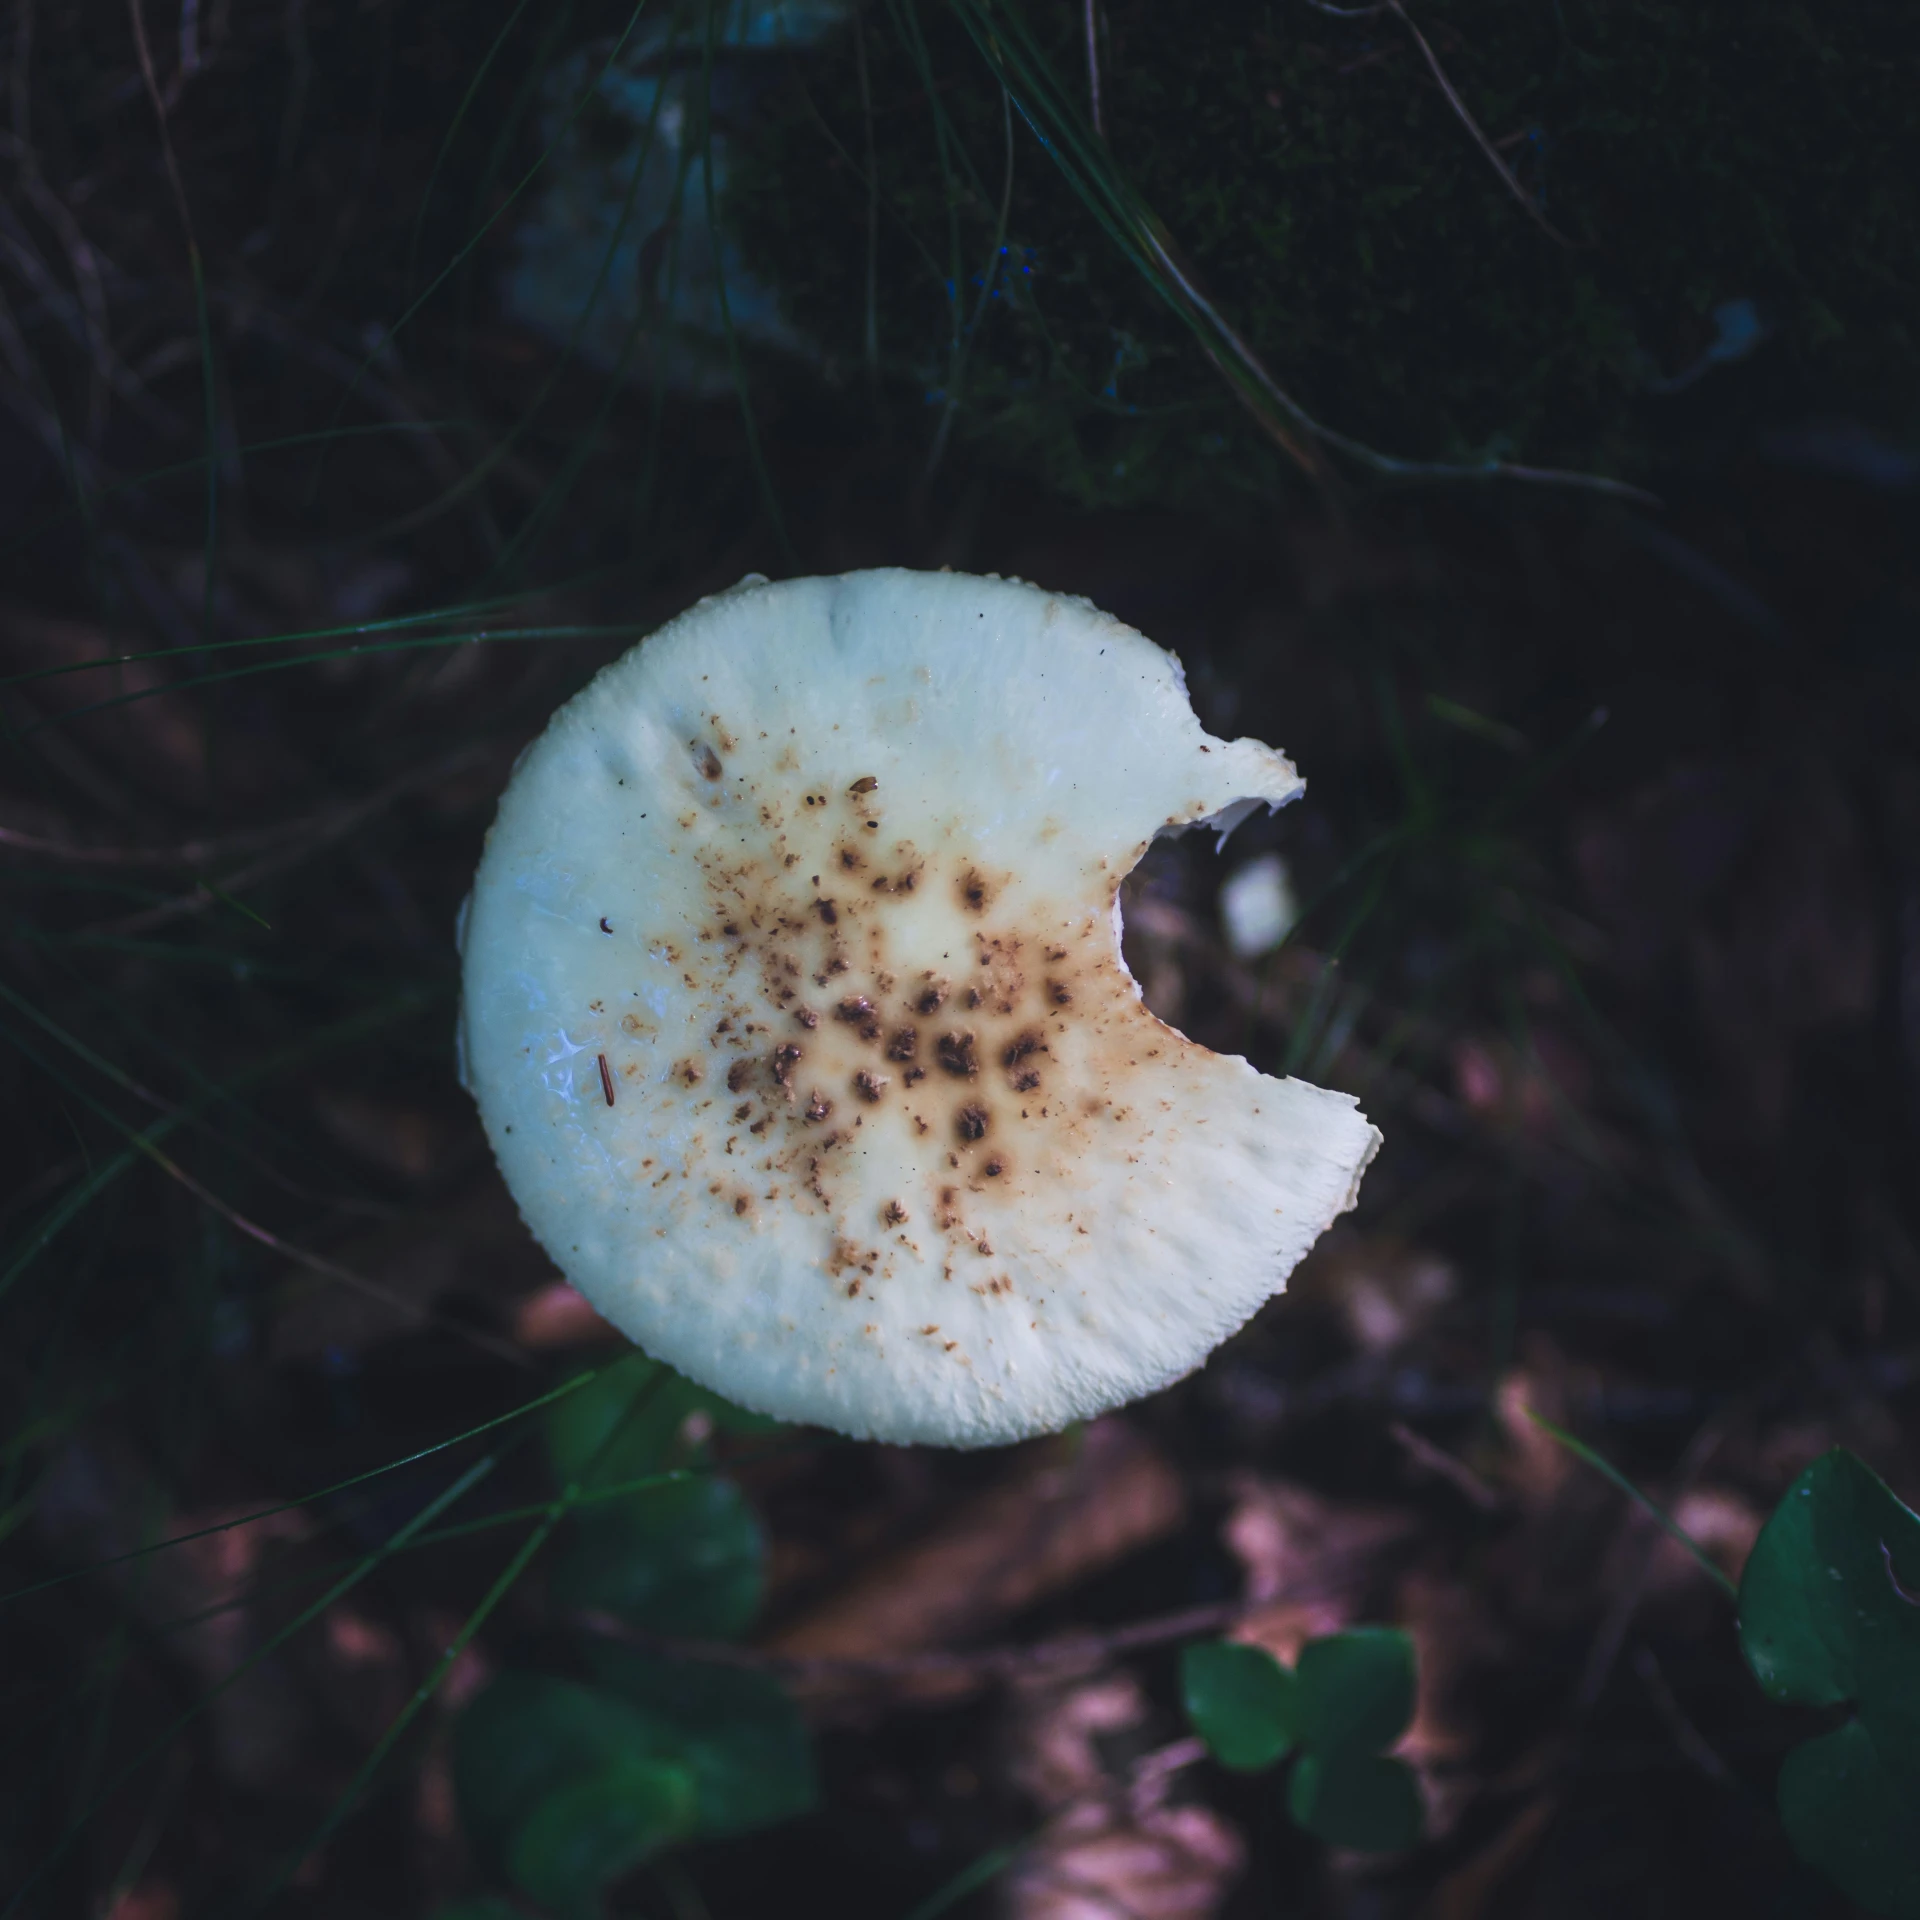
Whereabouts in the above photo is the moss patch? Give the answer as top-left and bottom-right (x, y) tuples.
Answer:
(730, 0), (1920, 508)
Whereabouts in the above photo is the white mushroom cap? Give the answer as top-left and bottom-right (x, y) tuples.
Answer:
(459, 570), (1379, 1447)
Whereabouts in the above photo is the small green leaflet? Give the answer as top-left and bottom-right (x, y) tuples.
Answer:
(1179, 1640), (1295, 1771)
(1181, 1629), (1424, 1854)
(1737, 1449), (1920, 1918)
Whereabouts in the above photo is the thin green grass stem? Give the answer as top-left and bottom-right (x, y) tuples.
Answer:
(700, 0), (793, 567)
(0, 1373), (592, 1608)
(405, 0), (538, 297)
(4, 1454), (500, 1916)
(244, 1365), (681, 1911)
(0, 985), (443, 1302)
(1524, 1409), (1737, 1601)
(304, 0), (653, 506)
(899, 1836), (1030, 1920)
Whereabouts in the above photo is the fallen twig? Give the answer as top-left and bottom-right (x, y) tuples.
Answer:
(573, 1559), (1383, 1695)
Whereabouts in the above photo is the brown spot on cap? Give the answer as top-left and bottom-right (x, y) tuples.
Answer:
(1002, 1030), (1046, 1068)
(696, 745), (722, 780)
(882, 1199), (909, 1226)
(956, 1104), (990, 1142)
(849, 775), (880, 794)
(936, 1031), (978, 1078)
(958, 867), (993, 913)
(805, 1092), (834, 1123)
(771, 1044), (803, 1089)
(726, 1058), (754, 1093)
(834, 996), (882, 1040)
(885, 1026), (919, 1062)
(814, 898), (839, 926)
(852, 1070), (888, 1103)
(915, 976), (950, 1014)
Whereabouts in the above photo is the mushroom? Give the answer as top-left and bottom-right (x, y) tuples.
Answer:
(457, 570), (1379, 1447)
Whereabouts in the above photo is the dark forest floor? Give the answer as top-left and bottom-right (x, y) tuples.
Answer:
(2, 2), (1918, 1916)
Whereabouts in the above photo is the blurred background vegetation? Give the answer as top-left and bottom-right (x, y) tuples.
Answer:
(1, 0), (1917, 1914)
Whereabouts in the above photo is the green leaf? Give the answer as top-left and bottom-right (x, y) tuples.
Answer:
(507, 1753), (697, 1915)
(588, 1643), (819, 1837)
(1286, 1750), (1423, 1853)
(1293, 1629), (1417, 1755)
(549, 1474), (764, 1638)
(1737, 1448), (1920, 1913)
(1739, 1451), (1920, 1720)
(452, 1673), (698, 1899)
(1179, 1639), (1296, 1771)
(546, 1350), (782, 1492)
(1775, 1719), (1920, 1920)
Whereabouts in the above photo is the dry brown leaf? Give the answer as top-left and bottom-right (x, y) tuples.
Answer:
(764, 1420), (1184, 1700)
(1420, 1793), (1557, 1920)
(1006, 1808), (1246, 1920)
(1220, 1474), (1414, 1669)
(1286, 1232), (1457, 1355)
(513, 1281), (624, 1349)
(35, 1441), (313, 1786)
(103, 1885), (181, 1920)
(1449, 1026), (1591, 1140)
(307, 1606), (411, 1743)
(1223, 1474), (1412, 1600)
(1641, 1484), (1763, 1601)
(1492, 1337), (1586, 1510)
(1394, 1565), (1506, 1844)
(1011, 1674), (1153, 1810)
(1004, 1675), (1243, 1920)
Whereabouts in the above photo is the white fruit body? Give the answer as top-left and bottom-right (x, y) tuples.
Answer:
(460, 570), (1379, 1446)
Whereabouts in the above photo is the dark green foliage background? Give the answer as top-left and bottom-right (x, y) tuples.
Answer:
(734, 0), (1919, 507)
